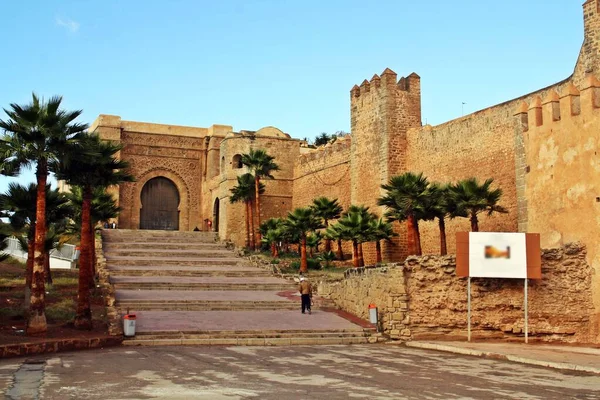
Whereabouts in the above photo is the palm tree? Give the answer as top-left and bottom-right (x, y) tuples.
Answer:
(425, 183), (464, 255)
(241, 149), (280, 248)
(65, 186), (121, 278)
(1, 183), (72, 302)
(328, 206), (373, 268)
(53, 133), (133, 330)
(306, 231), (323, 258)
(230, 173), (264, 250)
(345, 205), (375, 267)
(0, 94), (87, 334)
(369, 218), (396, 264)
(260, 218), (284, 257)
(449, 178), (507, 232)
(283, 207), (323, 273)
(324, 228), (344, 260)
(378, 172), (430, 256)
(311, 197), (343, 253)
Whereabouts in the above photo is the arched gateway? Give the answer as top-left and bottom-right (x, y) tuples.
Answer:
(140, 177), (180, 230)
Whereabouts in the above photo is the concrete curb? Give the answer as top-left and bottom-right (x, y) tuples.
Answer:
(0, 336), (123, 360)
(404, 342), (600, 375)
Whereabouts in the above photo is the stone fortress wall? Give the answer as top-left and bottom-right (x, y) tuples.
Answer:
(89, 0), (600, 342)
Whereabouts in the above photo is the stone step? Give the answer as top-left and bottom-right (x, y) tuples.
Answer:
(113, 282), (295, 291)
(104, 237), (218, 244)
(104, 242), (226, 250)
(123, 336), (371, 346)
(103, 229), (216, 239)
(105, 257), (241, 266)
(132, 328), (374, 339)
(110, 276), (294, 291)
(116, 301), (300, 311)
(105, 249), (235, 258)
(107, 266), (271, 277)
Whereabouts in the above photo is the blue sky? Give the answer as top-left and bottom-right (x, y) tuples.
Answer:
(0, 1), (584, 192)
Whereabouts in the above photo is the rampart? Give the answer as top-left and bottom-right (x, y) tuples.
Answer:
(319, 243), (597, 343)
(292, 137), (352, 210)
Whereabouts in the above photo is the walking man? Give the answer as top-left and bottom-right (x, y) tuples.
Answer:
(299, 276), (312, 314)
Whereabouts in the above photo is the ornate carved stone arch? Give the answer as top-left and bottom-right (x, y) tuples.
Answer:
(130, 168), (191, 230)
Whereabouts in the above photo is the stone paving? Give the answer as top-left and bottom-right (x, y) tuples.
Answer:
(3, 345), (599, 399)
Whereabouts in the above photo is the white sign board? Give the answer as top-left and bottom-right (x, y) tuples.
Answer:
(468, 232), (527, 278)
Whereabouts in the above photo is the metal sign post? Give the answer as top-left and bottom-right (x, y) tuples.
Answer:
(467, 277), (471, 342)
(524, 278), (528, 344)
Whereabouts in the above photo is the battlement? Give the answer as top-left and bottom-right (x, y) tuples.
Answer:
(514, 75), (600, 131)
(351, 68), (420, 99)
(297, 135), (351, 164)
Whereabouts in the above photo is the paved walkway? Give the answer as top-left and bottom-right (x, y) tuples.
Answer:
(134, 310), (364, 332)
(405, 340), (600, 375)
(111, 276), (287, 284)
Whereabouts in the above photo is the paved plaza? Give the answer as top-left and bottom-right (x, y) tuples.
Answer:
(2, 345), (599, 399)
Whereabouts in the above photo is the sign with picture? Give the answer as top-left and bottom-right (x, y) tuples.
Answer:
(468, 232), (527, 278)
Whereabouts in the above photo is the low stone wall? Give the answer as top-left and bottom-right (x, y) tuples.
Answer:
(318, 267), (410, 340)
(96, 235), (122, 336)
(319, 242), (597, 343)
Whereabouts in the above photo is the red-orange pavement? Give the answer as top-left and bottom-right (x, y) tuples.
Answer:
(110, 276), (290, 284)
(131, 310), (366, 332)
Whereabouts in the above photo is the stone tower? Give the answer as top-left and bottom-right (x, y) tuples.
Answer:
(350, 68), (422, 261)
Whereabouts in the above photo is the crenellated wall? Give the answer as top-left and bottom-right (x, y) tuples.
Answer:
(518, 76), (600, 330)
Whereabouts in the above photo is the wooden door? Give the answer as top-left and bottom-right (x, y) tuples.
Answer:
(140, 177), (180, 230)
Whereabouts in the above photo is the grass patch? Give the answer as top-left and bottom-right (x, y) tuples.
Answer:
(0, 277), (25, 287)
(51, 276), (79, 287)
(2, 257), (26, 268)
(46, 298), (76, 322)
(0, 306), (23, 320)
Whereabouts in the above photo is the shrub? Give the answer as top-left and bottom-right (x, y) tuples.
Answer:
(290, 258), (321, 270)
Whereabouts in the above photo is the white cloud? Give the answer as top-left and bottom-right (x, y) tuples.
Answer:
(55, 16), (80, 33)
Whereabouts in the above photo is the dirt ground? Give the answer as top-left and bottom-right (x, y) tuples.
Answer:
(0, 260), (109, 345)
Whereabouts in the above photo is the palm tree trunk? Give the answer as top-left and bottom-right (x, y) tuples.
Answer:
(352, 241), (359, 268)
(438, 217), (447, 256)
(376, 240), (382, 264)
(358, 243), (364, 267)
(244, 201), (251, 248)
(75, 185), (93, 330)
(406, 216), (418, 256)
(324, 219), (331, 252)
(28, 166), (48, 334)
(337, 239), (344, 260)
(254, 175), (261, 249)
(470, 213), (479, 232)
(300, 235), (308, 273)
(24, 236), (34, 309)
(44, 252), (52, 286)
(309, 247), (314, 258)
(415, 217), (422, 256)
(248, 200), (255, 251)
(273, 242), (279, 258)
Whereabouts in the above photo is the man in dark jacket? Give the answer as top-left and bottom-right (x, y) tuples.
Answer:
(298, 276), (312, 314)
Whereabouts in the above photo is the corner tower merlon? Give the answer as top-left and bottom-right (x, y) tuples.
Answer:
(575, 0), (600, 80)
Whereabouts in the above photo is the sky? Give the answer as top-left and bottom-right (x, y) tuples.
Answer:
(0, 1), (585, 193)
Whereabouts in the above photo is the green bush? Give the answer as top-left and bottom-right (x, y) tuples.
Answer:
(270, 259), (280, 265)
(290, 258), (321, 270)
(46, 298), (76, 322)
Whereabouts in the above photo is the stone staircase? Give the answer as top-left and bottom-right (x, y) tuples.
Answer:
(102, 229), (376, 346)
